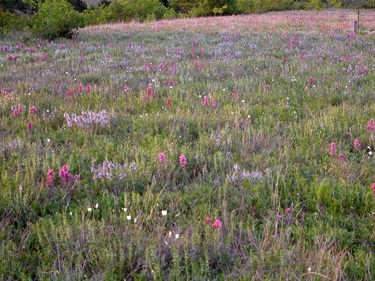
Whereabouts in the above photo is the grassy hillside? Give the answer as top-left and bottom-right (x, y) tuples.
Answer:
(1, 10), (375, 280)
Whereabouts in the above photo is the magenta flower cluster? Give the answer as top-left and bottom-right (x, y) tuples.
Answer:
(158, 152), (188, 167)
(59, 165), (73, 184)
(45, 165), (76, 187)
(205, 217), (222, 230)
(330, 142), (345, 163)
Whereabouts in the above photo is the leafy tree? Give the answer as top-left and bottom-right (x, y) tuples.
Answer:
(1, 0), (32, 13)
(31, 0), (84, 39)
(101, 0), (167, 22)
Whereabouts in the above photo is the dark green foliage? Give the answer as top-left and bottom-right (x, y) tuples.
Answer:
(31, 0), (85, 39)
(0, 0), (31, 13)
(67, 0), (87, 12)
(169, 0), (200, 13)
(101, 0), (168, 22)
(0, 7), (29, 34)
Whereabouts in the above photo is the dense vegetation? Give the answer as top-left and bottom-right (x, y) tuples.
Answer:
(1, 10), (375, 280)
(1, 0), (375, 39)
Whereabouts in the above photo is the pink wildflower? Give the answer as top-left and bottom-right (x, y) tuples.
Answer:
(123, 86), (129, 93)
(263, 84), (270, 90)
(285, 208), (291, 213)
(167, 98), (171, 105)
(45, 169), (55, 187)
(66, 91), (72, 97)
(179, 155), (187, 167)
(338, 153), (345, 163)
(309, 76), (314, 84)
(144, 86), (151, 100)
(29, 106), (37, 114)
(203, 96), (208, 107)
(59, 164), (73, 184)
(13, 109), (18, 117)
(367, 119), (375, 131)
(158, 152), (166, 163)
(211, 98), (216, 109)
(372, 183), (375, 197)
(1, 88), (6, 95)
(330, 142), (335, 158)
(85, 85), (91, 93)
(354, 139), (361, 150)
(205, 217), (211, 223)
(27, 121), (33, 129)
(78, 85), (83, 93)
(18, 104), (23, 112)
(212, 219), (222, 230)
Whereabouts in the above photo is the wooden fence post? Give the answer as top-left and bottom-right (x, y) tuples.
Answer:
(353, 20), (358, 35)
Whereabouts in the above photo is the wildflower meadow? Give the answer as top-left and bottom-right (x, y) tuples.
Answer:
(1, 9), (375, 280)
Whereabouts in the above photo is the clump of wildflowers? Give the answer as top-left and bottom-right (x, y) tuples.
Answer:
(45, 169), (55, 187)
(354, 139), (361, 150)
(367, 119), (375, 140)
(367, 119), (375, 132)
(85, 85), (91, 93)
(206, 217), (222, 230)
(29, 106), (37, 114)
(143, 86), (156, 100)
(179, 155), (187, 167)
(158, 152), (166, 163)
(203, 96), (208, 107)
(211, 98), (216, 108)
(338, 153), (345, 163)
(91, 160), (128, 181)
(330, 142), (335, 158)
(59, 165), (73, 184)
(229, 164), (263, 183)
(212, 219), (222, 230)
(64, 110), (109, 128)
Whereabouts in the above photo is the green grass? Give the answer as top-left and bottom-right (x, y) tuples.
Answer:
(1, 10), (375, 280)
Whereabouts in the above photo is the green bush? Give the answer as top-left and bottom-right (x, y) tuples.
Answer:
(237, 0), (294, 14)
(306, 0), (327, 10)
(101, 0), (167, 23)
(1, 9), (30, 36)
(31, 0), (85, 40)
(83, 5), (107, 26)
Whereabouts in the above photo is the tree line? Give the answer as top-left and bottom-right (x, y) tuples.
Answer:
(0, 0), (373, 38)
